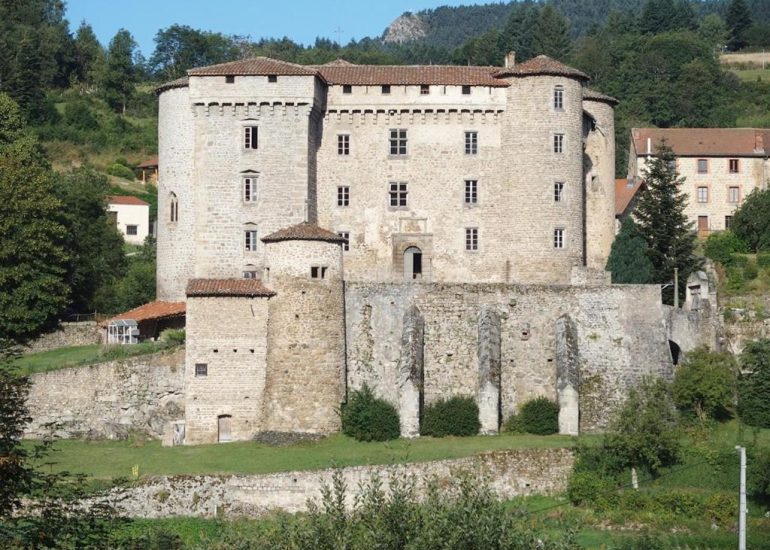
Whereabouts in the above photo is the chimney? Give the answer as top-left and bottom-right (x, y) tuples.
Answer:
(647, 137), (652, 155)
(504, 51), (516, 68)
(756, 131), (764, 153)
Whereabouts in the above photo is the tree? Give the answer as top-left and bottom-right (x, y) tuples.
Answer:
(606, 218), (655, 283)
(731, 188), (770, 252)
(101, 29), (139, 114)
(737, 338), (770, 428)
(634, 142), (701, 304)
(640, 0), (678, 34)
(726, 0), (753, 51)
(73, 21), (105, 89)
(532, 4), (572, 60)
(672, 347), (737, 422)
(150, 25), (239, 80)
(496, 4), (540, 63)
(0, 94), (69, 342)
(698, 14), (728, 52)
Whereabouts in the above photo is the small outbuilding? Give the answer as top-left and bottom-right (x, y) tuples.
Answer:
(107, 195), (150, 245)
(137, 156), (159, 184)
(104, 301), (186, 344)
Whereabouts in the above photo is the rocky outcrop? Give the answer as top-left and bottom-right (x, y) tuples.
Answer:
(382, 13), (427, 44)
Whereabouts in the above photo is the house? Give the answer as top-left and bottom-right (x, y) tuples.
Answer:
(614, 177), (645, 226)
(628, 128), (770, 237)
(104, 300), (186, 344)
(107, 195), (150, 245)
(137, 156), (159, 184)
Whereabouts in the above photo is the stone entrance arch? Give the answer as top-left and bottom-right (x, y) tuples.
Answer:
(404, 246), (423, 280)
(669, 340), (681, 366)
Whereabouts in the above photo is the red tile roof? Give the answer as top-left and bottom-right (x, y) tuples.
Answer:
(155, 76), (189, 94)
(495, 55), (589, 81)
(186, 279), (276, 298)
(583, 88), (618, 105)
(316, 64), (509, 87)
(188, 57), (318, 77)
(108, 195), (149, 206)
(262, 222), (347, 244)
(106, 301), (186, 325)
(137, 156), (158, 168)
(615, 178), (645, 217)
(632, 128), (770, 157)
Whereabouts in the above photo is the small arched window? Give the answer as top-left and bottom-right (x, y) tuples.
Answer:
(554, 86), (564, 110)
(169, 192), (179, 222)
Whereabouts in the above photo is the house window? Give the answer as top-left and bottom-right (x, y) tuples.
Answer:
(245, 229), (258, 252)
(225, 75), (235, 84)
(554, 228), (565, 249)
(729, 159), (740, 173)
(244, 126), (258, 149)
(267, 75), (277, 83)
(169, 193), (179, 222)
(420, 84), (430, 95)
(462, 85), (471, 95)
(342, 84), (352, 94)
(243, 269), (257, 279)
(389, 182), (408, 207)
(337, 134), (350, 155)
(725, 215), (733, 229)
(382, 85), (391, 94)
(310, 266), (328, 279)
(554, 182), (565, 202)
(389, 129), (407, 156)
(337, 186), (350, 207)
(697, 159), (708, 174)
(554, 86), (564, 110)
(464, 131), (478, 155)
(697, 186), (709, 203)
(243, 176), (258, 203)
(464, 179), (478, 205)
(195, 363), (208, 377)
(337, 231), (350, 251)
(553, 134), (564, 153)
(126, 225), (138, 236)
(465, 227), (478, 251)
(728, 186), (740, 203)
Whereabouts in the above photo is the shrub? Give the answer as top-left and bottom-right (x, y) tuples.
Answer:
(106, 162), (136, 180)
(744, 259), (759, 280)
(63, 101), (98, 130)
(672, 347), (737, 422)
(705, 493), (737, 528)
(738, 338), (770, 428)
(421, 396), (480, 437)
(757, 252), (770, 268)
(566, 470), (617, 508)
(341, 384), (400, 442)
(749, 451), (770, 504)
(160, 329), (185, 346)
(509, 397), (559, 435)
(703, 231), (747, 265)
(730, 253), (748, 267)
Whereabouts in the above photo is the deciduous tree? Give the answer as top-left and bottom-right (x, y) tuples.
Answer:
(101, 29), (139, 114)
(731, 188), (770, 252)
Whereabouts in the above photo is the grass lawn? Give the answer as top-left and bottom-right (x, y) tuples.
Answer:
(15, 342), (180, 376)
(36, 432), (593, 480)
(730, 67), (770, 82)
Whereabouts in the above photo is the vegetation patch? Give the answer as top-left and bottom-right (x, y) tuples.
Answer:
(341, 384), (400, 442)
(421, 396), (480, 437)
(504, 397), (560, 435)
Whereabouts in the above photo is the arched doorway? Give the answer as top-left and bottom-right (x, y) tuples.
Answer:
(404, 246), (423, 280)
(668, 340), (681, 366)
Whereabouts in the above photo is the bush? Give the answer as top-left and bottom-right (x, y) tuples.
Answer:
(749, 451), (770, 504)
(703, 231), (747, 265)
(730, 253), (749, 267)
(421, 396), (480, 437)
(106, 163), (136, 180)
(672, 347), (737, 422)
(757, 253), (770, 269)
(744, 259), (759, 280)
(566, 470), (617, 508)
(160, 329), (185, 345)
(63, 101), (98, 131)
(341, 384), (400, 442)
(738, 338), (770, 428)
(507, 397), (560, 435)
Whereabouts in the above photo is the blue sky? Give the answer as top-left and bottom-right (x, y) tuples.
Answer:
(66, 0), (488, 56)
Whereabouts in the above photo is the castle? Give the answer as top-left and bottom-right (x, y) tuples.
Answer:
(155, 54), (680, 445)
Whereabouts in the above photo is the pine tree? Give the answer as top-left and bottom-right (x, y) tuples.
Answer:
(497, 4), (540, 62)
(640, 0), (677, 34)
(101, 29), (138, 114)
(633, 142), (701, 304)
(73, 21), (105, 90)
(532, 5), (571, 60)
(726, 0), (753, 51)
(606, 218), (655, 284)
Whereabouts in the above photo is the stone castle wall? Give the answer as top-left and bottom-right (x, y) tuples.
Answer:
(23, 322), (101, 353)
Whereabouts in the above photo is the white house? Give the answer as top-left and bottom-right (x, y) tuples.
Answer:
(107, 195), (150, 245)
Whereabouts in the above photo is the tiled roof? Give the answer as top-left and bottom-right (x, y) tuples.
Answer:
(632, 128), (770, 157)
(188, 57), (319, 77)
(137, 156), (158, 168)
(261, 222), (347, 244)
(494, 55), (589, 80)
(615, 178), (645, 217)
(155, 76), (189, 94)
(583, 88), (618, 105)
(106, 301), (186, 325)
(186, 279), (276, 298)
(316, 64), (509, 87)
(107, 195), (149, 206)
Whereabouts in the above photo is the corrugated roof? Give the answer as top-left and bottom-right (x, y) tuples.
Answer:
(186, 279), (276, 298)
(615, 178), (645, 217)
(155, 76), (189, 94)
(495, 55), (589, 81)
(262, 222), (347, 244)
(632, 128), (770, 157)
(584, 88), (618, 105)
(187, 57), (319, 77)
(108, 195), (149, 206)
(107, 301), (186, 325)
(316, 64), (509, 87)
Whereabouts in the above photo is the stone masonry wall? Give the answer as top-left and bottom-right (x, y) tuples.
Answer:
(98, 447), (574, 519)
(25, 349), (184, 440)
(23, 322), (101, 353)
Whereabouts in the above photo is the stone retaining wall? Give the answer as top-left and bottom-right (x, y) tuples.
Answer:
(24, 322), (102, 353)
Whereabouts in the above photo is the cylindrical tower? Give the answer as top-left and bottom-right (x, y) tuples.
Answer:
(497, 56), (589, 284)
(261, 223), (346, 435)
(156, 78), (196, 301)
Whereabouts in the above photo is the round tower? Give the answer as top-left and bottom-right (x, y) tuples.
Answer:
(497, 56), (589, 284)
(260, 223), (346, 435)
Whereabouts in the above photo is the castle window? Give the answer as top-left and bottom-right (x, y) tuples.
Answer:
(244, 126), (258, 149)
(553, 134), (564, 154)
(225, 75), (235, 84)
(464, 131), (478, 155)
(420, 84), (430, 95)
(389, 182), (408, 207)
(126, 225), (138, 236)
(245, 229), (258, 252)
(697, 159), (708, 174)
(465, 179), (478, 205)
(169, 192), (179, 222)
(697, 186), (708, 203)
(243, 176), (258, 203)
(725, 215), (733, 229)
(243, 270), (257, 279)
(465, 227), (479, 251)
(195, 363), (208, 377)
(311, 266), (328, 280)
(337, 186), (350, 206)
(342, 85), (352, 94)
(337, 231), (350, 251)
(337, 134), (350, 155)
(554, 86), (564, 110)
(382, 85), (391, 95)
(728, 186), (740, 203)
(554, 228), (565, 249)
(554, 182), (565, 202)
(389, 129), (407, 156)
(462, 85), (471, 95)
(267, 75), (278, 83)
(729, 159), (740, 173)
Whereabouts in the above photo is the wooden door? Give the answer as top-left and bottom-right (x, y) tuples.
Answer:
(697, 216), (709, 239)
(218, 415), (232, 442)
